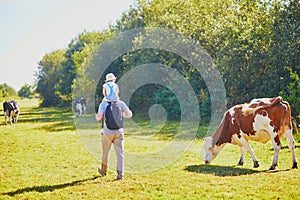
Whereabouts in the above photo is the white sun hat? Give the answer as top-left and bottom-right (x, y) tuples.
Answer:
(105, 73), (117, 82)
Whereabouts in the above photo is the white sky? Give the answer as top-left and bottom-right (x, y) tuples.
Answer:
(0, 0), (136, 90)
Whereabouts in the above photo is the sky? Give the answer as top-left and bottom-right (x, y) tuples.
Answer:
(0, 0), (136, 90)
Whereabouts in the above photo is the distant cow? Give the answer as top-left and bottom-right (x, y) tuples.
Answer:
(3, 100), (20, 125)
(73, 98), (86, 117)
(203, 96), (298, 170)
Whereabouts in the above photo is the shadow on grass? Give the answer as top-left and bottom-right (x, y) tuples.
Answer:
(271, 145), (300, 151)
(185, 164), (264, 177)
(38, 120), (76, 132)
(2, 107), (77, 132)
(2, 176), (99, 197)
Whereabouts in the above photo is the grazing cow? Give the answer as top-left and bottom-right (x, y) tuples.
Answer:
(73, 97), (86, 117)
(203, 96), (298, 170)
(3, 100), (20, 125)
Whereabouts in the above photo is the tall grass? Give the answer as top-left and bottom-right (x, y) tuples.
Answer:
(0, 100), (299, 199)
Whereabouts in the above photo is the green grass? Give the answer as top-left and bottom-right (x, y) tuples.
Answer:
(0, 99), (300, 199)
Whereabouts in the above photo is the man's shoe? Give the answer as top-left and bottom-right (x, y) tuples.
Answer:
(98, 167), (107, 177)
(116, 174), (123, 180)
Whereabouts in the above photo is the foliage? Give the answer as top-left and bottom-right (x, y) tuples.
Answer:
(35, 49), (66, 107)
(279, 69), (300, 117)
(35, 0), (300, 121)
(0, 83), (17, 99)
(18, 83), (34, 99)
(56, 31), (107, 103)
(274, 0), (300, 117)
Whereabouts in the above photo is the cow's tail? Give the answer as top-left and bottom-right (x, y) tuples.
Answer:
(282, 100), (292, 131)
(278, 99), (292, 139)
(260, 96), (283, 109)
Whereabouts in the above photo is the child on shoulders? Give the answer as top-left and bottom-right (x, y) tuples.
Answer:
(102, 73), (120, 102)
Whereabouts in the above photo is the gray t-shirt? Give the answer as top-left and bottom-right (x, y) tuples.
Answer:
(98, 100), (132, 134)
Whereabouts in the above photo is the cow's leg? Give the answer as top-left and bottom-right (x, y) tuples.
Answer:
(233, 135), (259, 168)
(83, 104), (87, 115)
(285, 129), (298, 169)
(269, 134), (281, 170)
(79, 104), (82, 117)
(238, 146), (246, 166)
(12, 113), (15, 124)
(75, 104), (79, 117)
(15, 113), (19, 124)
(9, 111), (13, 125)
(4, 112), (7, 125)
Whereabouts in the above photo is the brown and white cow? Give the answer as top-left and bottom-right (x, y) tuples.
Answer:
(203, 96), (298, 170)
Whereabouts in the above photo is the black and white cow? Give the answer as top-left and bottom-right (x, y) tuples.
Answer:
(3, 100), (20, 125)
(73, 98), (86, 117)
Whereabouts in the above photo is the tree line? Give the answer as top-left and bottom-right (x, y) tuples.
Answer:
(35, 0), (300, 122)
(0, 83), (34, 100)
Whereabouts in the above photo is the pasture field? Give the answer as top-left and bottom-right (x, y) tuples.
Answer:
(0, 99), (300, 199)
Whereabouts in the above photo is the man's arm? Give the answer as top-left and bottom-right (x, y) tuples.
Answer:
(123, 109), (132, 118)
(120, 101), (133, 119)
(95, 112), (104, 122)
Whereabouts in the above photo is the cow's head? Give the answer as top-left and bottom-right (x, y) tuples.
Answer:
(12, 109), (19, 117)
(203, 137), (224, 164)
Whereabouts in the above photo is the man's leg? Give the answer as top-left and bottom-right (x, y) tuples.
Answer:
(100, 133), (113, 175)
(113, 133), (124, 179)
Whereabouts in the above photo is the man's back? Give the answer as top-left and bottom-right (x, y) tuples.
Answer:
(97, 100), (132, 134)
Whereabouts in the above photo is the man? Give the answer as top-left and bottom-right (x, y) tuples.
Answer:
(95, 100), (132, 180)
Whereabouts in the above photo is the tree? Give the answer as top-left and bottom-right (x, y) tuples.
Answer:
(18, 84), (33, 98)
(0, 83), (17, 98)
(35, 49), (66, 107)
(55, 31), (106, 102)
(274, 0), (300, 117)
(36, 0), (300, 123)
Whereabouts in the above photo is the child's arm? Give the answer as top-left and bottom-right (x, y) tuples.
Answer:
(102, 84), (107, 96)
(116, 84), (120, 95)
